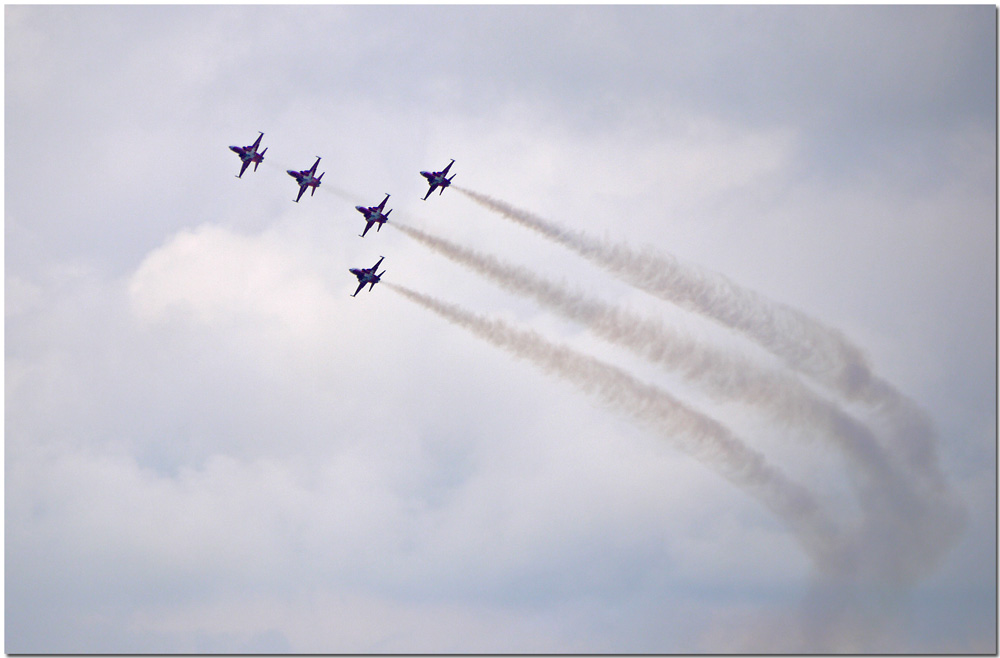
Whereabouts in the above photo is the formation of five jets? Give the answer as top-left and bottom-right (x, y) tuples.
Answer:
(228, 132), (456, 297)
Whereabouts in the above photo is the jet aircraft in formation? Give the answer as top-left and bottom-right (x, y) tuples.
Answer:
(229, 132), (267, 178)
(349, 256), (385, 297)
(287, 157), (325, 202)
(420, 159), (456, 200)
(231, 135), (461, 297)
(355, 193), (392, 237)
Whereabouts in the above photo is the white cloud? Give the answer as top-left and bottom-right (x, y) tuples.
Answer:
(130, 223), (336, 338)
(6, 4), (994, 653)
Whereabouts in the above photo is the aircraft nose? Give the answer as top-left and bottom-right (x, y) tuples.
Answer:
(286, 170), (296, 176)
(229, 146), (239, 153)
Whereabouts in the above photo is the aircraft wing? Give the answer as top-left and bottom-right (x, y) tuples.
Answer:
(352, 281), (366, 297)
(371, 256), (385, 271)
(441, 159), (454, 175)
(295, 184), (308, 202)
(422, 184), (437, 200)
(361, 220), (374, 238)
(376, 194), (390, 211)
(308, 157), (321, 176)
(251, 132), (263, 152)
(238, 158), (252, 178)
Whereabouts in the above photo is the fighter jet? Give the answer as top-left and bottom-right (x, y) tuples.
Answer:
(229, 132), (267, 178)
(420, 159), (455, 200)
(287, 156), (324, 202)
(356, 194), (392, 237)
(349, 256), (385, 297)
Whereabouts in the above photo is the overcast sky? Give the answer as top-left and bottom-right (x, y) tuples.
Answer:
(5, 5), (996, 653)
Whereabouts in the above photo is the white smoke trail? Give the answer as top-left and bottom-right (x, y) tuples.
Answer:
(455, 189), (869, 391)
(386, 282), (847, 571)
(394, 223), (880, 454)
(454, 188), (953, 496)
(315, 181), (359, 203)
(440, 191), (966, 648)
(393, 221), (962, 585)
(390, 278), (967, 651)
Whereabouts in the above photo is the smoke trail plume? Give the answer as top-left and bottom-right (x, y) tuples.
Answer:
(397, 223), (857, 424)
(386, 282), (845, 569)
(394, 223), (878, 453)
(315, 181), (356, 203)
(390, 281), (966, 651)
(394, 220), (963, 585)
(452, 188), (967, 649)
(456, 188), (869, 394)
(455, 187), (953, 494)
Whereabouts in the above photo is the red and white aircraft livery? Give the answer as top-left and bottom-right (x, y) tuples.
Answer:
(349, 256), (385, 297)
(356, 193), (392, 237)
(229, 132), (267, 178)
(287, 156), (324, 202)
(420, 159), (455, 200)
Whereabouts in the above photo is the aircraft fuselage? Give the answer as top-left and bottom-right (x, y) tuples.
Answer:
(349, 257), (385, 295)
(230, 133), (266, 177)
(356, 206), (387, 221)
(288, 171), (320, 185)
(420, 160), (455, 199)
(287, 158), (324, 201)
